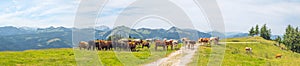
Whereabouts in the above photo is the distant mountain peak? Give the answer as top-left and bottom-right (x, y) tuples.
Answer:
(95, 25), (110, 31)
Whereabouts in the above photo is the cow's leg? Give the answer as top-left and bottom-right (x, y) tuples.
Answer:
(192, 44), (194, 49)
(155, 46), (157, 50)
(166, 46), (169, 50)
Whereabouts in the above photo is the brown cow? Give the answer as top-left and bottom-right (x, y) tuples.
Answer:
(275, 54), (282, 58)
(198, 38), (210, 45)
(155, 40), (166, 50)
(98, 40), (113, 50)
(141, 41), (150, 49)
(128, 41), (137, 51)
(164, 39), (174, 50)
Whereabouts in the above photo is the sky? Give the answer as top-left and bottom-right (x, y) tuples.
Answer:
(0, 0), (299, 35)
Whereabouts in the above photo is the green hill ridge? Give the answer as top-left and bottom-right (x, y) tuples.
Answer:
(188, 36), (300, 66)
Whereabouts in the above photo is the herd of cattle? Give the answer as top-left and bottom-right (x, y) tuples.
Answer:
(78, 37), (284, 58)
(78, 37), (220, 51)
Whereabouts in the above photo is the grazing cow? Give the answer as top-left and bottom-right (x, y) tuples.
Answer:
(198, 38), (210, 45)
(182, 38), (189, 48)
(128, 41), (137, 51)
(182, 38), (195, 49)
(112, 39), (130, 50)
(141, 41), (150, 49)
(172, 40), (179, 49)
(164, 39), (174, 50)
(87, 40), (96, 50)
(189, 40), (196, 49)
(79, 41), (88, 50)
(155, 40), (166, 50)
(210, 37), (219, 44)
(245, 47), (252, 53)
(98, 40), (113, 50)
(275, 54), (282, 58)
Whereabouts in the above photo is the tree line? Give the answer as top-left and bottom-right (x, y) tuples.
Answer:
(249, 24), (300, 53)
(249, 24), (271, 40)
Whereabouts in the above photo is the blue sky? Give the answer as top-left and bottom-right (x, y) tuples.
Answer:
(0, 0), (299, 35)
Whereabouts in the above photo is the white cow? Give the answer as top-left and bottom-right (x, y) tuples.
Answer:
(210, 37), (219, 44)
(245, 47), (252, 53)
(79, 41), (89, 50)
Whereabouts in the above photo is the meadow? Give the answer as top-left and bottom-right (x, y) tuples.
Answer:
(188, 36), (300, 66)
(0, 43), (182, 66)
(2, 37), (300, 66)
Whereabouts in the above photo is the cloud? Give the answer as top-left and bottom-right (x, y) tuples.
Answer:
(1, 0), (299, 35)
(0, 0), (80, 28)
(216, 0), (300, 34)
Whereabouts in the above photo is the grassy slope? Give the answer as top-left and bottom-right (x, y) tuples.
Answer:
(0, 43), (182, 66)
(188, 36), (300, 66)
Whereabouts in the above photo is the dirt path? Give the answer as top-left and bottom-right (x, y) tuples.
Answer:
(144, 44), (201, 66)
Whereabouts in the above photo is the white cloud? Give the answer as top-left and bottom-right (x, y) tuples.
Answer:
(0, 0), (80, 28)
(217, 0), (300, 34)
(1, 0), (299, 35)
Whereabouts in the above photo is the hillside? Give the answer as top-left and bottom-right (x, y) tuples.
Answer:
(188, 36), (300, 66)
(0, 44), (182, 66)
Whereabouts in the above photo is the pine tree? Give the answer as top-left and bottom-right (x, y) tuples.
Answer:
(260, 24), (271, 40)
(283, 25), (296, 52)
(255, 24), (259, 36)
(249, 27), (255, 36)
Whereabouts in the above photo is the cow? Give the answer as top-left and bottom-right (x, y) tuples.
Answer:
(78, 41), (88, 50)
(182, 38), (189, 48)
(87, 40), (96, 50)
(155, 40), (166, 50)
(128, 41), (137, 51)
(164, 39), (174, 50)
(182, 38), (196, 49)
(141, 41), (150, 49)
(189, 40), (196, 49)
(172, 40), (179, 49)
(112, 39), (130, 51)
(98, 40), (113, 50)
(198, 38), (210, 45)
(245, 47), (252, 53)
(275, 54), (282, 58)
(210, 37), (219, 45)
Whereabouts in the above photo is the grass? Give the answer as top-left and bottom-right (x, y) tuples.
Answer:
(0, 43), (182, 66)
(188, 36), (300, 66)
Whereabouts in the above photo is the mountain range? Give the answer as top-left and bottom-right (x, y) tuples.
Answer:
(0, 26), (249, 51)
